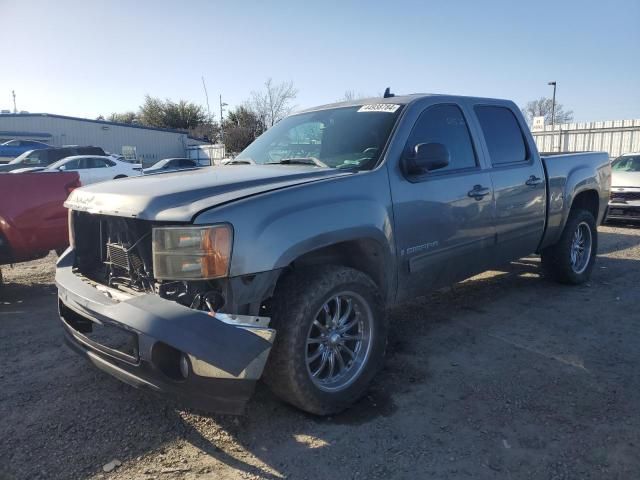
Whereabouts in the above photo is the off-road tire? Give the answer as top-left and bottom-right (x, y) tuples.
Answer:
(541, 208), (597, 284)
(263, 266), (387, 415)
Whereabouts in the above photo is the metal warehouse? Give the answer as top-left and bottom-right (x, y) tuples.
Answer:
(531, 118), (640, 158)
(0, 113), (203, 164)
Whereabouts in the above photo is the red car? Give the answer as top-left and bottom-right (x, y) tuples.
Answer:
(0, 172), (80, 281)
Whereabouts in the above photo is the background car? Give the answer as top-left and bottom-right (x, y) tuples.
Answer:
(143, 157), (199, 173)
(0, 146), (106, 172)
(0, 139), (50, 163)
(44, 155), (142, 185)
(607, 152), (640, 222)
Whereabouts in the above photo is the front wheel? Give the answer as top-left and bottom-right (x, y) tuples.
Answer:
(541, 208), (597, 284)
(264, 266), (387, 415)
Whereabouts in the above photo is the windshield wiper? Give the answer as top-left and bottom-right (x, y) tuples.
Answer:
(265, 157), (328, 168)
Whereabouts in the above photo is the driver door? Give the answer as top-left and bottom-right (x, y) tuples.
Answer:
(389, 103), (496, 300)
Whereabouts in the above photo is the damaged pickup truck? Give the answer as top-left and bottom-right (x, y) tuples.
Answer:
(57, 93), (611, 415)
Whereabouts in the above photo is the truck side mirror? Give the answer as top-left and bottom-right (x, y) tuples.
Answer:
(404, 142), (450, 175)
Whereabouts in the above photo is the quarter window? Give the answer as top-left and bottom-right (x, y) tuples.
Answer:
(475, 106), (528, 165)
(406, 104), (477, 173)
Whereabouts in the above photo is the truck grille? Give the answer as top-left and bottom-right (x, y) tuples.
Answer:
(610, 191), (640, 202)
(73, 211), (154, 291)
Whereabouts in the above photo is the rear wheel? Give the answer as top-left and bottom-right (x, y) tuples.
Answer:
(541, 208), (597, 284)
(264, 266), (387, 415)
(114, 175), (127, 179)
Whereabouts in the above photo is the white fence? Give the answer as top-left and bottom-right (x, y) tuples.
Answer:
(187, 144), (225, 165)
(531, 119), (640, 158)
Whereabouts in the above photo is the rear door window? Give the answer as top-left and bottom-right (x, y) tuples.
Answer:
(475, 106), (528, 166)
(88, 157), (111, 168)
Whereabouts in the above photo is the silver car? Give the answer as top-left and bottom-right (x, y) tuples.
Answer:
(607, 153), (640, 221)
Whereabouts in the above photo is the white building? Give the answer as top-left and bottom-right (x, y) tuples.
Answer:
(0, 113), (207, 165)
(531, 118), (640, 158)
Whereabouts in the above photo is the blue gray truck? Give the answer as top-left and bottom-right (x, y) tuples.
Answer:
(57, 93), (611, 415)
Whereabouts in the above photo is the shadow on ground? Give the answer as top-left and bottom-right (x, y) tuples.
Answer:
(1, 227), (640, 479)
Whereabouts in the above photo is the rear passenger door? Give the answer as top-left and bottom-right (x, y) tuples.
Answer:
(474, 105), (546, 263)
(88, 157), (115, 183)
(390, 103), (496, 300)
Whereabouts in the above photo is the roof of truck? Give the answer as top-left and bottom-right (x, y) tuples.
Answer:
(295, 93), (511, 115)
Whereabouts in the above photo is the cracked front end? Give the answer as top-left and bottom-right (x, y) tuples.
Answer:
(56, 211), (276, 414)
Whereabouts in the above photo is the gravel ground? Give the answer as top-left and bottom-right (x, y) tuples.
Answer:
(1, 224), (639, 480)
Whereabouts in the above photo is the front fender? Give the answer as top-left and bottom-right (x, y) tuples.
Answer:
(194, 169), (396, 290)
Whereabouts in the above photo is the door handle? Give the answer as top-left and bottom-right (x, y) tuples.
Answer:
(525, 175), (543, 187)
(468, 185), (490, 200)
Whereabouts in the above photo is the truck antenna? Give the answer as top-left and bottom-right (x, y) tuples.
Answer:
(383, 87), (394, 98)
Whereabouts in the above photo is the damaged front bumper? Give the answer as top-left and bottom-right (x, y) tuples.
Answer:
(55, 249), (275, 415)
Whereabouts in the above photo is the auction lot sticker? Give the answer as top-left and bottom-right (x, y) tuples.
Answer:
(358, 104), (400, 113)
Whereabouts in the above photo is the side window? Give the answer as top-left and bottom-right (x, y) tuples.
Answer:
(406, 104), (477, 173)
(63, 159), (80, 170)
(475, 106), (528, 166)
(88, 158), (109, 168)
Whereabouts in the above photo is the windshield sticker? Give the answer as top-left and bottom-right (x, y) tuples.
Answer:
(357, 104), (400, 113)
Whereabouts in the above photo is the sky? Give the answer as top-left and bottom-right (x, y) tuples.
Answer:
(1, 0), (639, 123)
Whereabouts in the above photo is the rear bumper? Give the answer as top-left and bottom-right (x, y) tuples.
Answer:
(56, 249), (275, 414)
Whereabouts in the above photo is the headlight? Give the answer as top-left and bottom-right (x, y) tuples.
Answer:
(68, 209), (76, 249)
(152, 225), (232, 280)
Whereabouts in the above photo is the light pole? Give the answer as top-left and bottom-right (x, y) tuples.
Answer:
(547, 81), (557, 129)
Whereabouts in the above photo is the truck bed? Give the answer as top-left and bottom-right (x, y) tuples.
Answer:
(539, 152), (611, 250)
(0, 172), (80, 264)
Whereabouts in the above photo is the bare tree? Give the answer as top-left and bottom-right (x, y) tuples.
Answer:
(250, 78), (298, 128)
(338, 90), (370, 102)
(522, 97), (574, 126)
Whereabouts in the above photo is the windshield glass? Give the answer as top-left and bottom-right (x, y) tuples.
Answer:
(236, 105), (402, 170)
(9, 150), (38, 164)
(612, 155), (640, 172)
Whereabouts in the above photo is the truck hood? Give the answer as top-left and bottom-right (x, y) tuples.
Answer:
(65, 165), (352, 221)
(611, 171), (640, 188)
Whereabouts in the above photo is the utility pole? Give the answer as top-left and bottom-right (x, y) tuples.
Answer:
(219, 94), (228, 144)
(12, 90), (17, 113)
(201, 77), (213, 144)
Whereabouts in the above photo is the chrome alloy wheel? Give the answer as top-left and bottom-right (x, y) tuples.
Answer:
(305, 292), (373, 392)
(570, 221), (592, 274)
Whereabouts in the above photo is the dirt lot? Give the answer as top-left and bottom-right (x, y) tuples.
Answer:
(1, 224), (639, 480)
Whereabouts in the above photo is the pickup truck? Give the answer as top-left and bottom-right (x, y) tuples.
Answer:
(57, 94), (611, 415)
(0, 172), (80, 283)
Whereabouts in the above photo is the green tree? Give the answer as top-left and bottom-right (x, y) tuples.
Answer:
(223, 106), (265, 153)
(137, 95), (166, 128)
(107, 111), (137, 124)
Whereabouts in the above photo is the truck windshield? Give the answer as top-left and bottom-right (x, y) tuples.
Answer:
(612, 155), (640, 172)
(235, 105), (403, 170)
